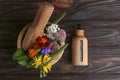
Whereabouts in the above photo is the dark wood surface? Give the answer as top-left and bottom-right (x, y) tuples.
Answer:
(1, 0), (120, 80)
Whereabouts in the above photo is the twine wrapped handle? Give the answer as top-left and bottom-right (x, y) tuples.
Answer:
(22, 2), (54, 51)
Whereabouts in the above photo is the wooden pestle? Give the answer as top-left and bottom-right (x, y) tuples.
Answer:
(22, 2), (54, 50)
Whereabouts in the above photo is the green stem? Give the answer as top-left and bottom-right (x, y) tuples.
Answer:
(53, 12), (66, 24)
(36, 48), (41, 53)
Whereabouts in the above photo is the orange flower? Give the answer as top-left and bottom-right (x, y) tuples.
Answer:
(34, 43), (40, 50)
(28, 49), (38, 58)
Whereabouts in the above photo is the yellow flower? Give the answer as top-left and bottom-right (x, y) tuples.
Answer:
(32, 56), (42, 69)
(46, 64), (52, 71)
(43, 55), (51, 63)
(43, 63), (52, 73)
(32, 55), (51, 69)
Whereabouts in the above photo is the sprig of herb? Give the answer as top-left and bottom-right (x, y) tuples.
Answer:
(53, 12), (66, 24)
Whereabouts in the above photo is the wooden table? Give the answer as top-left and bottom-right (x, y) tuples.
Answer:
(1, 0), (120, 80)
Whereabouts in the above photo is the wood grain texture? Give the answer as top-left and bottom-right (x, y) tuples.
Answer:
(1, 74), (120, 80)
(0, 0), (120, 80)
(65, 0), (120, 20)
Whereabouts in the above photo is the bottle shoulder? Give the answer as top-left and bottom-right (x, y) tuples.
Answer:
(72, 36), (88, 42)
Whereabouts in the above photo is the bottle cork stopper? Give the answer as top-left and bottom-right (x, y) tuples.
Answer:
(75, 30), (84, 36)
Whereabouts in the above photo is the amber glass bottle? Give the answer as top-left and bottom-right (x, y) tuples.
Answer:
(72, 24), (88, 66)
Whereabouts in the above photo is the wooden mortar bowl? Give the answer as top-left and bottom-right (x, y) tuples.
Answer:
(17, 24), (65, 65)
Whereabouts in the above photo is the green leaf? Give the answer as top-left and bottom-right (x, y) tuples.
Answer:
(53, 12), (66, 24)
(29, 60), (34, 65)
(16, 55), (29, 61)
(18, 60), (31, 68)
(13, 48), (25, 60)
(13, 48), (29, 61)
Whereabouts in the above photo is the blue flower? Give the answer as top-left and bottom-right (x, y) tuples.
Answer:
(41, 48), (51, 55)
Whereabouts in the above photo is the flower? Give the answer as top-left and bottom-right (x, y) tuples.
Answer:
(43, 63), (52, 73)
(33, 43), (40, 50)
(45, 24), (60, 39)
(53, 29), (66, 42)
(37, 36), (50, 47)
(46, 24), (60, 34)
(43, 55), (51, 63)
(44, 33), (54, 40)
(41, 48), (51, 55)
(32, 55), (51, 70)
(28, 49), (38, 58)
(32, 56), (42, 69)
(50, 42), (60, 53)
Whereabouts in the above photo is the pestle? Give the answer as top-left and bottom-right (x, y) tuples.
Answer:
(22, 2), (54, 50)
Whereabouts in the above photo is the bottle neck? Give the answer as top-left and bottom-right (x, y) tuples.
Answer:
(75, 30), (84, 36)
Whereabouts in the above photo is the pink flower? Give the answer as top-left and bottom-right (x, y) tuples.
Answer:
(53, 29), (66, 42)
(50, 42), (60, 53)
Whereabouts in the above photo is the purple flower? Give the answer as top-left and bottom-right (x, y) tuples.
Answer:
(53, 29), (66, 42)
(41, 48), (51, 55)
(50, 42), (60, 53)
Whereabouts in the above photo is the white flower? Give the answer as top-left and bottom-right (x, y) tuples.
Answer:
(46, 24), (60, 34)
(45, 33), (55, 39)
